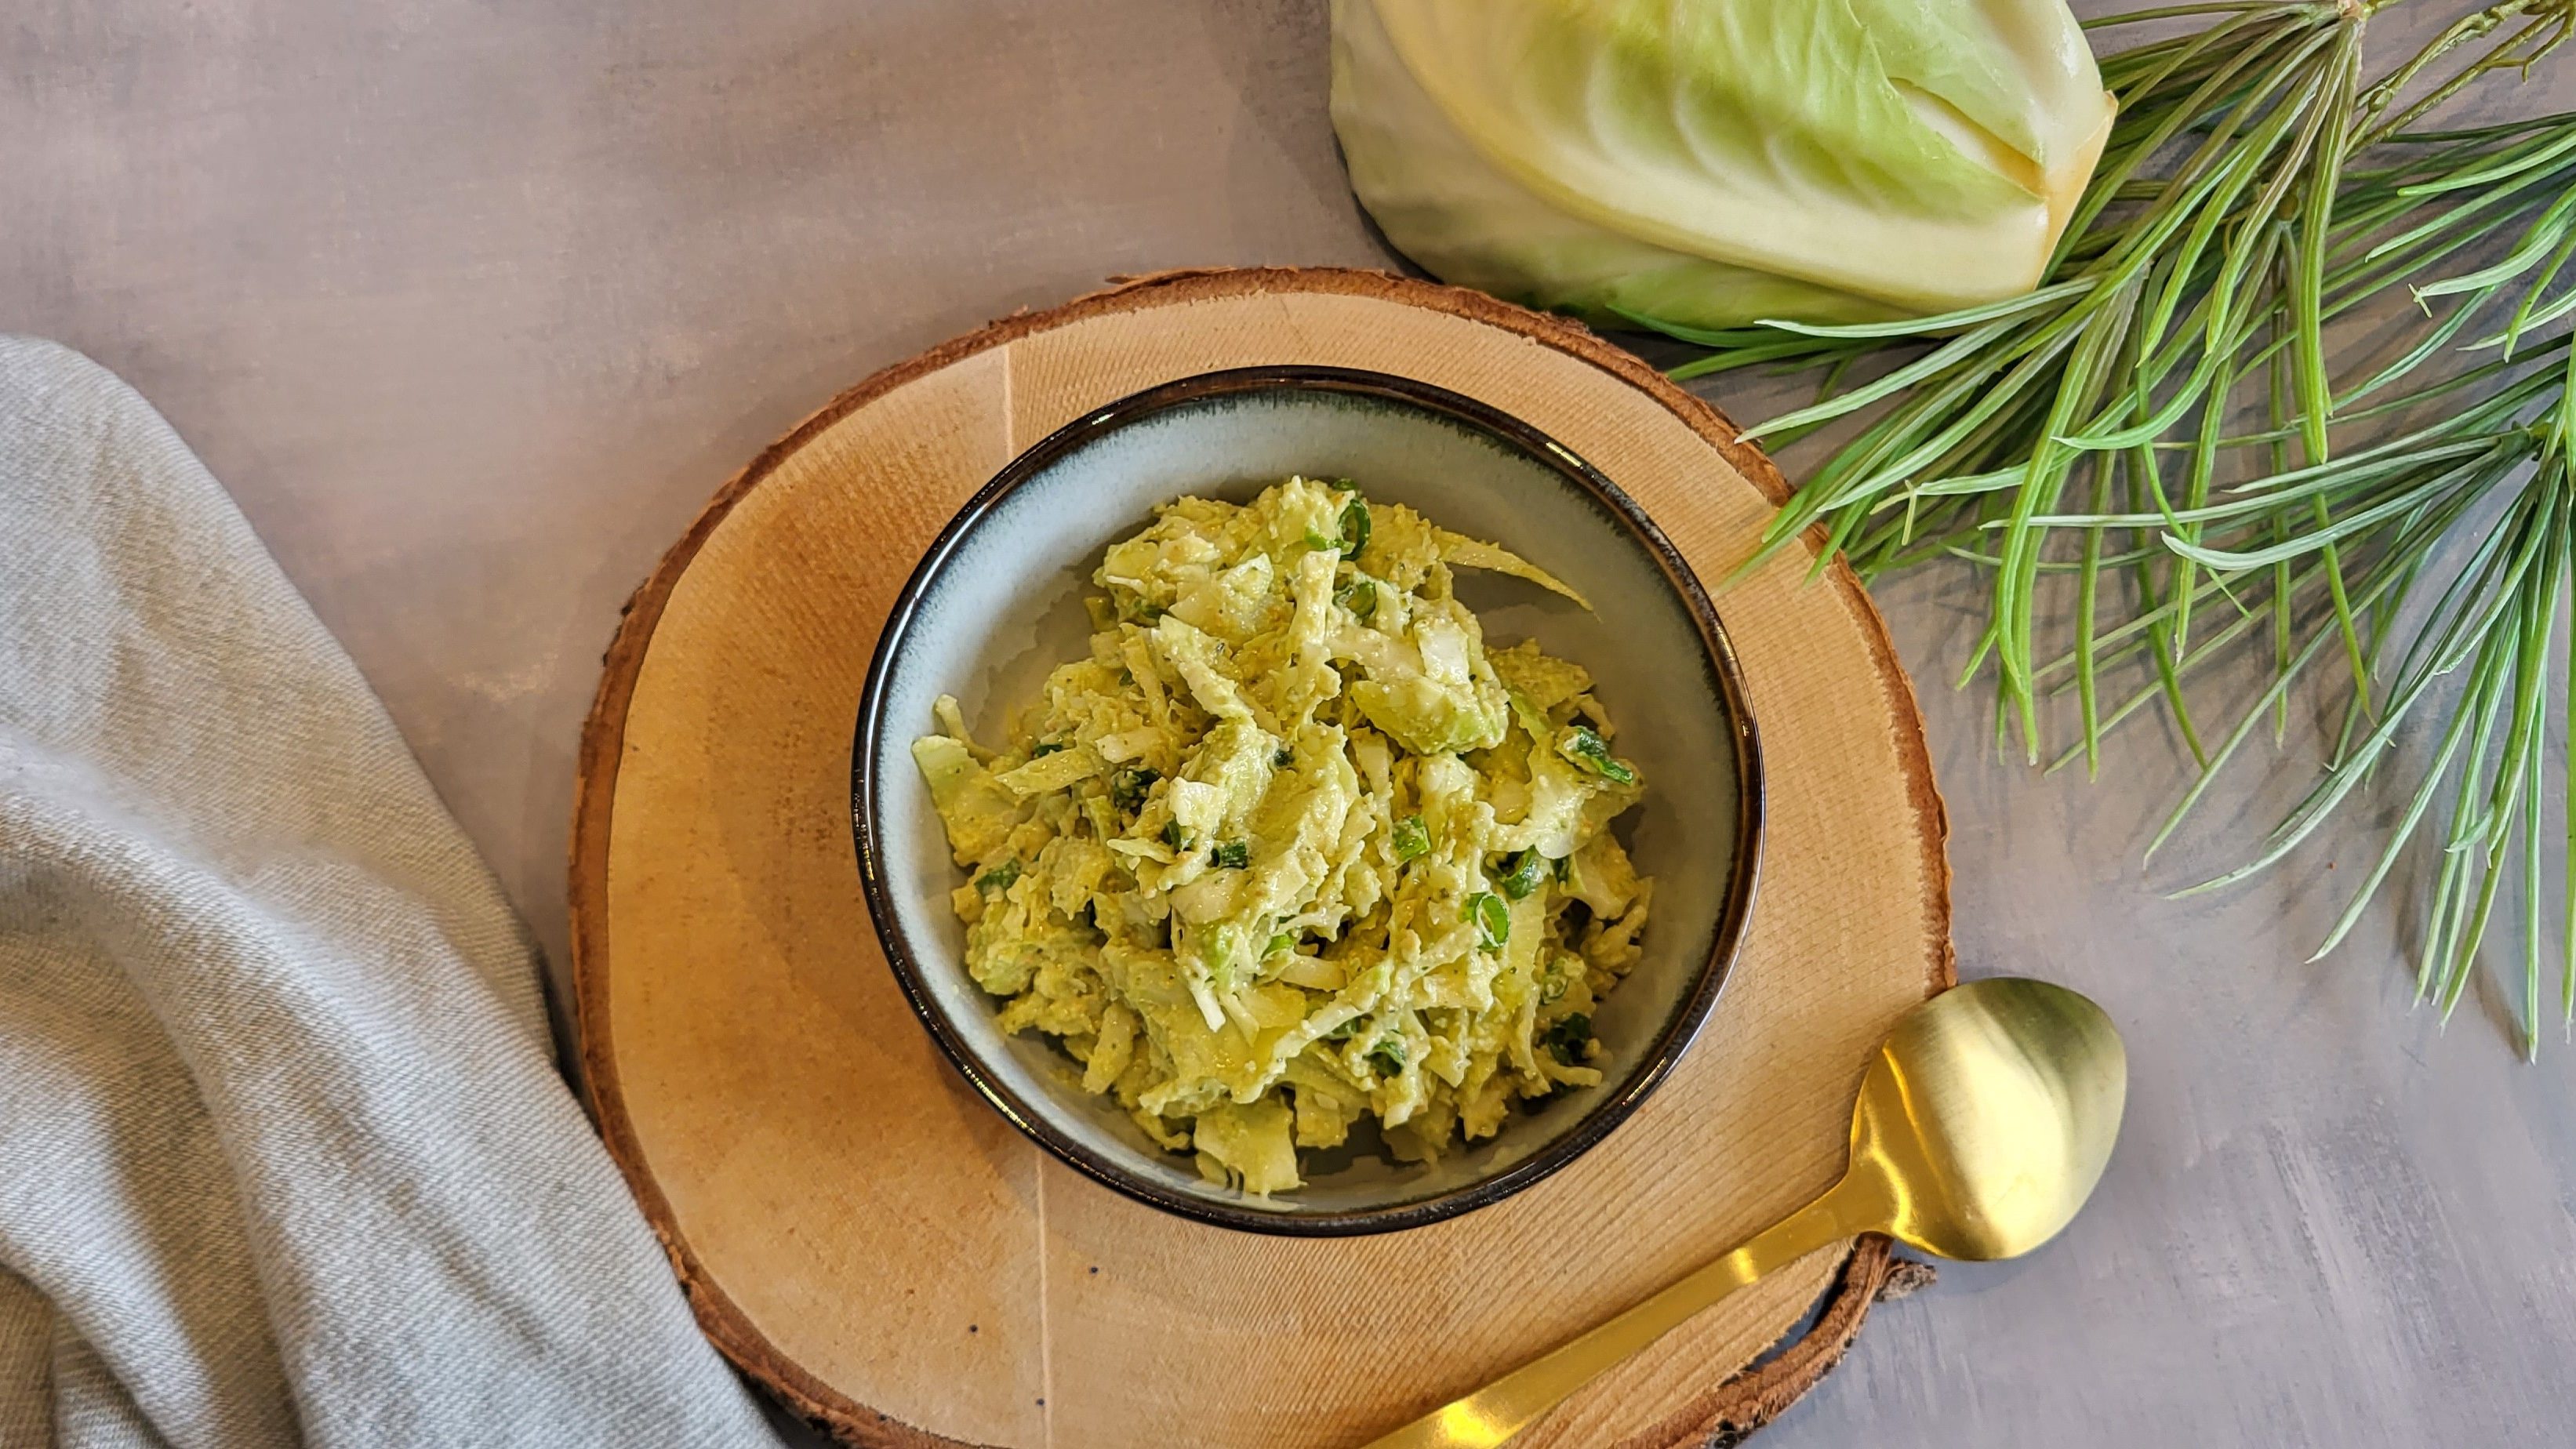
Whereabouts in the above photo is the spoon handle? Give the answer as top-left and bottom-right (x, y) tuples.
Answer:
(1357, 1186), (1860, 1449)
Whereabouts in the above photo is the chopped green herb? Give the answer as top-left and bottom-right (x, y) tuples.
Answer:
(1465, 891), (1510, 951)
(1559, 726), (1637, 786)
(1030, 740), (1068, 757)
(1333, 577), (1378, 621)
(975, 859), (1022, 893)
(1324, 1017), (1364, 1042)
(1306, 497), (1372, 557)
(1110, 767), (1160, 814)
(1212, 839), (1251, 870)
(1366, 1037), (1408, 1076)
(1161, 819), (1190, 852)
(1540, 1013), (1592, 1066)
(1264, 932), (1295, 957)
(1392, 814), (1431, 861)
(1498, 849), (1546, 901)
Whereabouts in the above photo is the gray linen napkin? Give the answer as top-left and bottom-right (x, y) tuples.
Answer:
(0, 336), (784, 1448)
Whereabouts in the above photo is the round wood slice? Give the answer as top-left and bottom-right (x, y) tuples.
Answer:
(571, 267), (1954, 1449)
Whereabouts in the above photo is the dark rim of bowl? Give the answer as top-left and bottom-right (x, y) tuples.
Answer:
(852, 365), (1764, 1236)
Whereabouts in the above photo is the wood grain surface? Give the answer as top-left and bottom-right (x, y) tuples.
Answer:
(569, 269), (1952, 1447)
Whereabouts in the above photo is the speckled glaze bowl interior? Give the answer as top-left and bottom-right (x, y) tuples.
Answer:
(855, 366), (1761, 1234)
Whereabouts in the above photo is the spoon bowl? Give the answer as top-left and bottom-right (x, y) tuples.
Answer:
(1846, 977), (2127, 1261)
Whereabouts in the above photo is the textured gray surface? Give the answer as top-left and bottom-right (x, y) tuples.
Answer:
(10, 2), (2576, 1444)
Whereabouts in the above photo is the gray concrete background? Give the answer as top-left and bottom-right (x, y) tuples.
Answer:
(11, 2), (2576, 1444)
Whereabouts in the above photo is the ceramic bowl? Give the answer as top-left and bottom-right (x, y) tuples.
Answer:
(854, 365), (1761, 1234)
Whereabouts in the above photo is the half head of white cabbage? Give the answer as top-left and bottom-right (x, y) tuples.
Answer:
(1331, 0), (2116, 329)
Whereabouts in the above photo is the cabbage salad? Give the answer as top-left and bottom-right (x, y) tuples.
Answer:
(912, 478), (1652, 1194)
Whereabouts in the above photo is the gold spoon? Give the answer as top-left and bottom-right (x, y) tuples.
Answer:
(1362, 976), (2127, 1449)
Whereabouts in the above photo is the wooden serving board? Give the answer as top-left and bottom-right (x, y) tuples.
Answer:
(570, 267), (1954, 1448)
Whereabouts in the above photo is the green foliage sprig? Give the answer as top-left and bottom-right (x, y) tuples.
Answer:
(1630, 1), (2576, 1051)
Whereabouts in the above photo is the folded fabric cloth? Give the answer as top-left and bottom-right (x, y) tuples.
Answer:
(0, 336), (783, 1448)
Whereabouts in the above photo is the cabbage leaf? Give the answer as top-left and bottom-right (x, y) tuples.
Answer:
(1330, 0), (2115, 329)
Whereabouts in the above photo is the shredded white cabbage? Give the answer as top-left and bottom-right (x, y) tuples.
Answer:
(914, 478), (1651, 1196)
